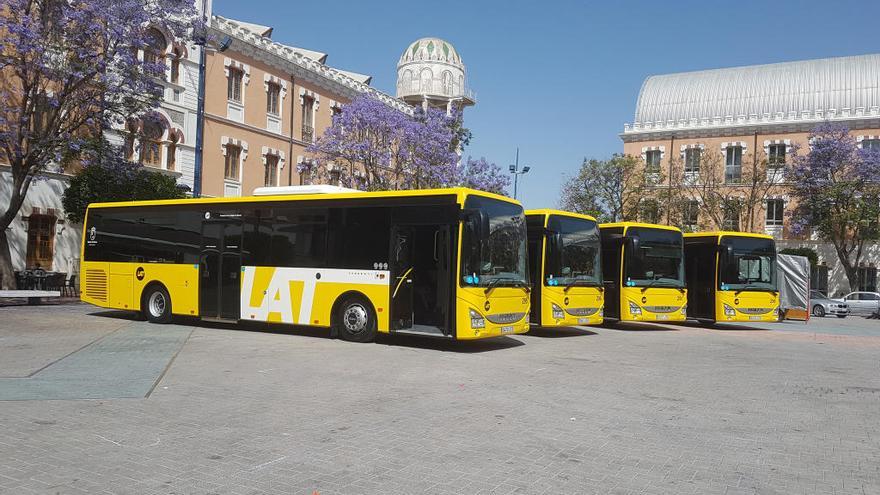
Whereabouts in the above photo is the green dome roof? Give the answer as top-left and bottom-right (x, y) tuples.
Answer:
(399, 38), (463, 66)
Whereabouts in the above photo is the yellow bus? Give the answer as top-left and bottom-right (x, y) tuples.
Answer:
(80, 186), (531, 342)
(525, 209), (603, 327)
(684, 231), (779, 323)
(599, 222), (687, 322)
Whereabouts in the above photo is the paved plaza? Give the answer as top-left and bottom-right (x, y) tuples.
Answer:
(1, 304), (879, 494)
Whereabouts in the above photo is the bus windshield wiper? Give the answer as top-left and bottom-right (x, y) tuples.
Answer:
(563, 279), (599, 292)
(484, 277), (531, 295)
(734, 283), (769, 295)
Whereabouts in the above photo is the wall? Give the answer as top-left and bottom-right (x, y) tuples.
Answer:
(0, 168), (82, 276)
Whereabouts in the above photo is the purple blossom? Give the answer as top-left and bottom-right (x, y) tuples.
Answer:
(307, 95), (508, 195)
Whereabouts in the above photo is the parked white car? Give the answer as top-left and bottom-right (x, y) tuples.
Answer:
(809, 290), (848, 318)
(842, 292), (880, 316)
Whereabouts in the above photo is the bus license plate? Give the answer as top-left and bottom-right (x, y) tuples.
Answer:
(578, 317), (590, 324)
(749, 315), (762, 321)
(655, 314), (669, 320)
(501, 325), (514, 333)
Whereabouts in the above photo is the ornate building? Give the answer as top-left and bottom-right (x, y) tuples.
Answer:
(396, 37), (475, 114)
(621, 53), (880, 295)
(198, 16), (410, 197)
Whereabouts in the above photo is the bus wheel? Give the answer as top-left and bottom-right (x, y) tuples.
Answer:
(142, 285), (173, 324)
(812, 305), (825, 318)
(334, 295), (377, 343)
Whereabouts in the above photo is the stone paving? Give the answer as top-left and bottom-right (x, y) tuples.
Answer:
(1, 303), (879, 494)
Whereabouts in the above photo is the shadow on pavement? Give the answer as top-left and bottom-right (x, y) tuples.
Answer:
(707, 323), (772, 331)
(89, 309), (524, 353)
(524, 326), (598, 338)
(374, 333), (525, 353)
(600, 321), (678, 332)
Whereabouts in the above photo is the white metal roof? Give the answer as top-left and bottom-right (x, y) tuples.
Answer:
(626, 53), (880, 135)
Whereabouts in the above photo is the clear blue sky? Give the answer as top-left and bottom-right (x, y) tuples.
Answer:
(214, 0), (879, 208)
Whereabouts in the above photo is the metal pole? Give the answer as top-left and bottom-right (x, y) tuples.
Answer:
(192, 1), (208, 197)
(513, 148), (519, 199)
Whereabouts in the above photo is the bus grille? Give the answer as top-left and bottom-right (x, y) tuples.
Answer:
(565, 307), (599, 317)
(643, 305), (679, 313)
(485, 312), (527, 324)
(84, 269), (108, 302)
(737, 307), (774, 315)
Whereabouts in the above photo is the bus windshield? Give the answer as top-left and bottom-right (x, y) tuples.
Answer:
(461, 196), (529, 288)
(720, 237), (777, 291)
(624, 227), (684, 288)
(545, 215), (601, 286)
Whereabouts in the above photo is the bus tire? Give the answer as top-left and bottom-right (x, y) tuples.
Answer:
(142, 284), (173, 324)
(333, 294), (377, 343)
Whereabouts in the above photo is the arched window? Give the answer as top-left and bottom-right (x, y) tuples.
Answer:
(144, 28), (166, 66)
(139, 119), (164, 167)
(442, 71), (453, 95)
(166, 133), (178, 171)
(420, 68), (433, 94)
(170, 47), (182, 84)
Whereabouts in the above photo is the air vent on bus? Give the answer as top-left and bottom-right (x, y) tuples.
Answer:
(252, 185), (363, 196)
(84, 269), (108, 302)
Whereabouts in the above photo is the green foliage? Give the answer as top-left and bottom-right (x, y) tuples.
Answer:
(779, 247), (819, 268)
(560, 154), (647, 222)
(62, 153), (186, 225)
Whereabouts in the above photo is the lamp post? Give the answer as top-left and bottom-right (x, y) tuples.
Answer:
(192, 11), (231, 197)
(509, 147), (530, 200)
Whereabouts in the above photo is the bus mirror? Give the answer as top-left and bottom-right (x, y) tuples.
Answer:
(625, 236), (639, 253)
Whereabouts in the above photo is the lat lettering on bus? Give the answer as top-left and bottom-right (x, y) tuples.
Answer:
(241, 267), (295, 323)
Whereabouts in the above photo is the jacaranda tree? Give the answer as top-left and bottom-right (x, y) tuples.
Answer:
(458, 156), (510, 195)
(788, 123), (880, 291)
(0, 0), (196, 288)
(306, 95), (508, 194)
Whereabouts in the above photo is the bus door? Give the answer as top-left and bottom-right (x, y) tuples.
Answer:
(199, 218), (242, 320)
(390, 220), (453, 335)
(390, 225), (415, 330)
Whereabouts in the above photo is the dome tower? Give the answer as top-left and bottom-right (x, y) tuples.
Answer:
(396, 37), (475, 114)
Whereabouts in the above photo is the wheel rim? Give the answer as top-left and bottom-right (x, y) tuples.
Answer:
(343, 304), (368, 333)
(149, 291), (166, 317)
(814, 306), (823, 317)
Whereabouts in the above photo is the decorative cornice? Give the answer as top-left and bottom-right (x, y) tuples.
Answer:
(621, 114), (880, 142)
(210, 16), (413, 116)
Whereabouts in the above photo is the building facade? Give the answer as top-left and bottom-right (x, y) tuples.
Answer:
(199, 16), (411, 198)
(621, 54), (880, 295)
(1, 0), (212, 279)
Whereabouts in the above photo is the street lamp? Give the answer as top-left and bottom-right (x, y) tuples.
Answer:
(509, 147), (530, 200)
(192, 16), (232, 197)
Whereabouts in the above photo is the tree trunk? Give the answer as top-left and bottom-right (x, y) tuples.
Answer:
(0, 229), (16, 290)
(834, 244), (860, 292)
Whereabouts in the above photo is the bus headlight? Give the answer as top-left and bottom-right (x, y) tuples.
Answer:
(681, 305), (687, 316)
(723, 303), (736, 317)
(469, 309), (485, 328)
(551, 303), (564, 320)
(599, 308), (604, 318)
(628, 301), (642, 315)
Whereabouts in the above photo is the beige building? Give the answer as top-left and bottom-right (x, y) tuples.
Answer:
(621, 54), (880, 295)
(200, 16), (410, 198)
